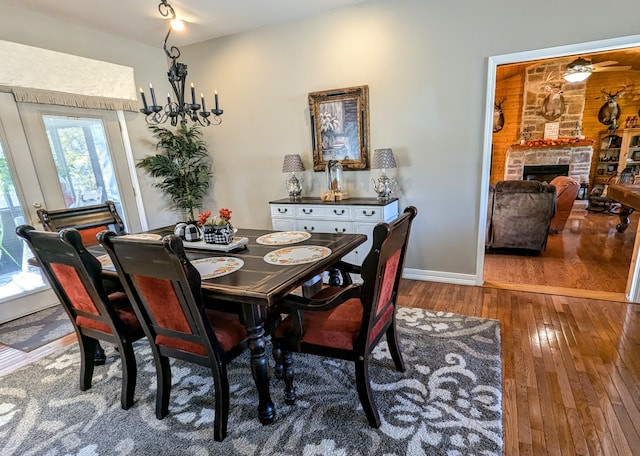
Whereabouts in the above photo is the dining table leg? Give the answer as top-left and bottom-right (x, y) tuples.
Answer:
(241, 304), (275, 425)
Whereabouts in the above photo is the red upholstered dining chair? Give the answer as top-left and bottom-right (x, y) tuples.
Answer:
(15, 225), (143, 410)
(272, 206), (417, 428)
(37, 200), (125, 247)
(98, 231), (250, 442)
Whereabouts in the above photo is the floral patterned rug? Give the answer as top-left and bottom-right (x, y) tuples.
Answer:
(0, 307), (502, 455)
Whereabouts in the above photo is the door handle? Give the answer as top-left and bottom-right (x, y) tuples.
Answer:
(33, 202), (42, 209)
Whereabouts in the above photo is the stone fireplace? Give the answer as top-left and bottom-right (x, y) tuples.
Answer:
(504, 144), (593, 183)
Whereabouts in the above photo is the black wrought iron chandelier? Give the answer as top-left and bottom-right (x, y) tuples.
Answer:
(139, 0), (223, 127)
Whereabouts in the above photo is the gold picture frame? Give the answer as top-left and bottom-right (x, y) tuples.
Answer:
(308, 85), (370, 171)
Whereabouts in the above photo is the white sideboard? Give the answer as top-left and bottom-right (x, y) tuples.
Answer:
(269, 197), (399, 265)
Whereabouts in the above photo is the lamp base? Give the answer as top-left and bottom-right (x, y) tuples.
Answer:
(286, 174), (303, 200)
(372, 174), (394, 201)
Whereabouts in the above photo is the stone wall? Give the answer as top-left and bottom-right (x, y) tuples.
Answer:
(521, 60), (587, 139)
(504, 145), (593, 184)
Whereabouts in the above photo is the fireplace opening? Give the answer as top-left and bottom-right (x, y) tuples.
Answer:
(523, 164), (569, 183)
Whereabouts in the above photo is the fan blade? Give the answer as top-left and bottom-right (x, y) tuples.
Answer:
(591, 60), (619, 68)
(596, 66), (632, 72)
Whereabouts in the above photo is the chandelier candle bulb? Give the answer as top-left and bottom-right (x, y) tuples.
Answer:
(191, 83), (196, 105)
(214, 91), (219, 110)
(201, 93), (206, 112)
(140, 88), (148, 110)
(149, 84), (157, 106)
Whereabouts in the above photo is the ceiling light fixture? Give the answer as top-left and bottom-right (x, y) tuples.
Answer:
(139, 0), (223, 127)
(563, 57), (594, 83)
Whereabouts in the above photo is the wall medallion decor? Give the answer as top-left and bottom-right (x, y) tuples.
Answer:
(308, 85), (370, 171)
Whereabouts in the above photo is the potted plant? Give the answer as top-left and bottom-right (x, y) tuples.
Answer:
(136, 124), (212, 222)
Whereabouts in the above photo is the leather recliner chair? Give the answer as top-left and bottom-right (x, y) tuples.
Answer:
(486, 180), (556, 252)
(549, 176), (580, 233)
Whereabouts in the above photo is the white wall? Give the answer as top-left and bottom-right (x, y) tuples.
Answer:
(3, 0), (640, 281)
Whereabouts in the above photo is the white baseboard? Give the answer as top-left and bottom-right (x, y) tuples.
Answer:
(403, 268), (477, 286)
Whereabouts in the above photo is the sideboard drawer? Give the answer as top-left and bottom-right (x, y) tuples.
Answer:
(354, 201), (399, 222)
(295, 205), (352, 219)
(270, 205), (294, 218)
(299, 220), (353, 234)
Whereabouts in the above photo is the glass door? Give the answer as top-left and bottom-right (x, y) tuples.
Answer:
(18, 104), (141, 233)
(0, 94), (143, 323)
(0, 94), (57, 323)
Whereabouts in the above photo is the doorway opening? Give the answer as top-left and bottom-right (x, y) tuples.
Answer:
(478, 35), (640, 302)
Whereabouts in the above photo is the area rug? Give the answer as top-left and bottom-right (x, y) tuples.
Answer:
(0, 305), (73, 352)
(0, 307), (502, 455)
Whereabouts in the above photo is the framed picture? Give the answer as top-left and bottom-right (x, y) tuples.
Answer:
(308, 85), (370, 171)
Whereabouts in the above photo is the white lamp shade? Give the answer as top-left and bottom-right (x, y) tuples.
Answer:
(563, 71), (592, 83)
(563, 57), (593, 83)
(371, 148), (397, 169)
(282, 154), (305, 173)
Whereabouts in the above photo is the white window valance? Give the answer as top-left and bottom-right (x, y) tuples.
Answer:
(0, 40), (137, 111)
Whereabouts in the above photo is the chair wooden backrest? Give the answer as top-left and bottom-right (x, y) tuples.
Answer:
(357, 206), (417, 349)
(37, 200), (125, 246)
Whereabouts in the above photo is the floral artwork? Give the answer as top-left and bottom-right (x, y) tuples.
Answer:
(309, 85), (370, 171)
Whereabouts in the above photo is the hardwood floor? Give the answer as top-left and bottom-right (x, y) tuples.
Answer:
(484, 209), (639, 301)
(398, 280), (640, 456)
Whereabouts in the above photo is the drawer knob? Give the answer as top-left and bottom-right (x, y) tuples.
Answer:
(277, 208), (288, 214)
(302, 208), (313, 214)
(363, 210), (376, 216)
(334, 227), (347, 233)
(333, 209), (345, 215)
(303, 226), (315, 231)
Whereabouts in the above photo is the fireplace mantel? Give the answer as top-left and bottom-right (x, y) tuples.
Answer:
(509, 139), (594, 150)
(505, 143), (593, 183)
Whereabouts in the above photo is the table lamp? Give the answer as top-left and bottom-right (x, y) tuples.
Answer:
(282, 154), (305, 200)
(371, 148), (397, 200)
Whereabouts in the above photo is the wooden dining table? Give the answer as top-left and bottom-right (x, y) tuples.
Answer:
(604, 183), (640, 232)
(96, 227), (366, 425)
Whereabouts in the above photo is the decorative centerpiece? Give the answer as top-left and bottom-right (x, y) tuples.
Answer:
(320, 160), (349, 201)
(199, 208), (234, 244)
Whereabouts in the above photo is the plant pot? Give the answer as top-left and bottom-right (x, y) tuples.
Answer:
(203, 223), (233, 244)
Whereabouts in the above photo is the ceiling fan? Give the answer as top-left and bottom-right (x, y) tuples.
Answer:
(563, 57), (632, 82)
